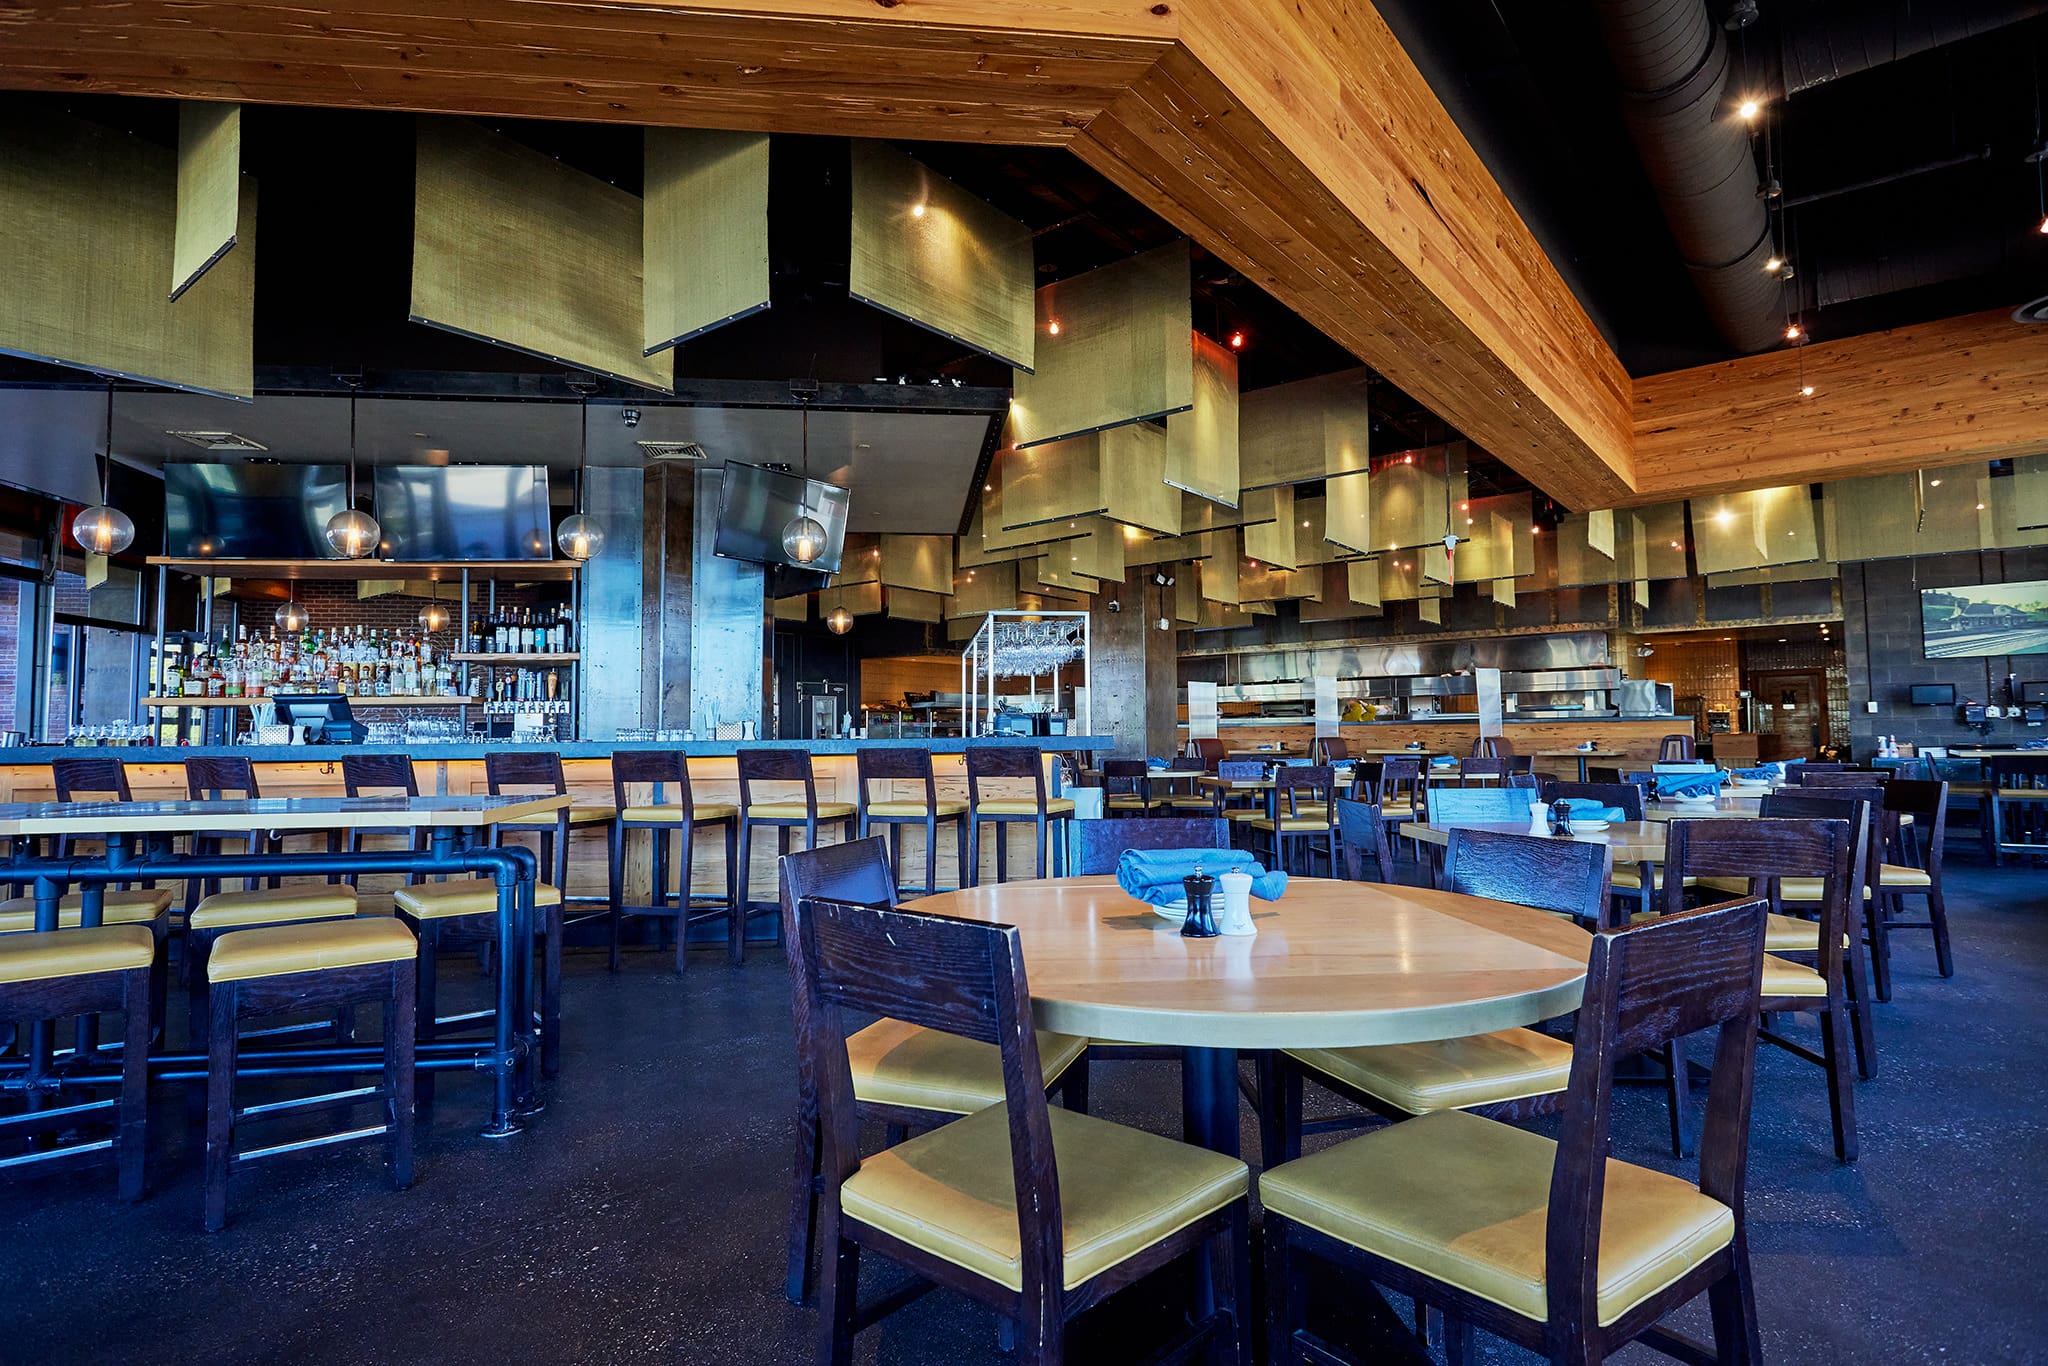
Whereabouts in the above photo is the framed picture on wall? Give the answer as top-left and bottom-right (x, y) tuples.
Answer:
(1919, 580), (2048, 659)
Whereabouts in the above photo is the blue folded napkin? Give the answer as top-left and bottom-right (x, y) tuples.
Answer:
(1555, 798), (1629, 822)
(1114, 848), (1287, 907)
(1731, 763), (1785, 781)
(1638, 770), (1726, 798)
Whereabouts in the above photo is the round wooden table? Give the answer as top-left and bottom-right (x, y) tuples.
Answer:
(906, 875), (1589, 1156)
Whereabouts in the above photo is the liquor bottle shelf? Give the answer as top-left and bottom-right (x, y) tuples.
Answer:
(142, 696), (472, 709)
(449, 653), (581, 664)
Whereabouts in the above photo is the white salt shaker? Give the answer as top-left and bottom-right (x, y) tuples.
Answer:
(1217, 871), (1256, 936)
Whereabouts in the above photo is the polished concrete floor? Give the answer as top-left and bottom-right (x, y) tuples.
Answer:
(3, 855), (2045, 1365)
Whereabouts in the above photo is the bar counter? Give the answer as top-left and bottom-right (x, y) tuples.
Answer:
(0, 737), (1115, 904)
(1176, 717), (1688, 765)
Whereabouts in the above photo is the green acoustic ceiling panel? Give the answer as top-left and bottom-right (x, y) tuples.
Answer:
(1166, 331), (1240, 505)
(643, 128), (770, 355)
(1239, 367), (1374, 491)
(878, 534), (954, 595)
(172, 102), (241, 303)
(0, 108), (255, 400)
(1010, 241), (1192, 447)
(412, 118), (670, 393)
(1243, 485), (1298, 570)
(849, 140), (1034, 371)
(1689, 486), (1820, 575)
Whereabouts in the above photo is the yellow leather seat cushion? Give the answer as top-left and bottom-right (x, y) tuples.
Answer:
(394, 879), (563, 920)
(848, 1018), (1087, 1115)
(1609, 868), (1695, 892)
(208, 917), (416, 984)
(865, 800), (971, 819)
(1996, 786), (2048, 799)
(1259, 1108), (1732, 1328)
(1244, 817), (1331, 833)
(620, 802), (739, 823)
(190, 885), (359, 930)
(745, 801), (858, 821)
(1696, 876), (1752, 897)
(1151, 794), (1220, 810)
(1104, 796), (1150, 811)
(0, 924), (156, 984)
(1877, 862), (1931, 888)
(498, 806), (618, 826)
(974, 799), (1077, 817)
(841, 1101), (1246, 1292)
(0, 889), (172, 932)
(1760, 954), (1828, 997)
(1287, 1028), (1572, 1115)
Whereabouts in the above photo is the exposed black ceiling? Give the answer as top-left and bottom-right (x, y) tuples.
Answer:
(1374, 0), (2048, 374)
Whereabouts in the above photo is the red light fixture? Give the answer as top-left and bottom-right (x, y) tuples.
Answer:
(1228, 330), (1245, 350)
(1048, 320), (1061, 336)
(1784, 322), (1803, 342)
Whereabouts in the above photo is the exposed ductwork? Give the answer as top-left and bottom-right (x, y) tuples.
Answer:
(1589, 0), (2048, 355)
(1590, 0), (1781, 353)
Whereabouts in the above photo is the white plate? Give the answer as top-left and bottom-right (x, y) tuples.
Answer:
(1151, 898), (1189, 921)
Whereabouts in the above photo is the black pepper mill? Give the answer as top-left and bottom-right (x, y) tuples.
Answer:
(1180, 870), (1219, 938)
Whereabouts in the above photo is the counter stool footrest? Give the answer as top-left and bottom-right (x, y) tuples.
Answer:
(237, 1122), (391, 1164)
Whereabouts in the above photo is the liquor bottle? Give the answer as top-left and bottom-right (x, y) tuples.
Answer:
(544, 668), (559, 701)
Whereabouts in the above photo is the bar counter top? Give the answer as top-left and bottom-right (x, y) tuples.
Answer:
(0, 735), (1115, 765)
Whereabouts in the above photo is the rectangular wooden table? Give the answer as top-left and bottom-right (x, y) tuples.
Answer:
(1, 793), (568, 1137)
(1534, 748), (1627, 781)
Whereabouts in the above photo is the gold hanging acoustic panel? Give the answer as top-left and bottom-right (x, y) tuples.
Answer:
(1239, 368), (1374, 490)
(1181, 485), (1282, 535)
(643, 128), (770, 355)
(849, 140), (1034, 371)
(1243, 485), (1298, 570)
(830, 534), (881, 587)
(172, 102), (241, 303)
(878, 534), (953, 595)
(772, 593), (809, 622)
(0, 108), (255, 400)
(948, 561), (1019, 617)
(1201, 530), (1242, 605)
(1324, 471), (1374, 555)
(411, 118), (670, 393)
(1010, 240), (1192, 448)
(1689, 486), (1819, 575)
(1587, 509), (1616, 560)
(819, 581), (884, 617)
(1820, 464), (2029, 561)
(996, 423), (1181, 536)
(1166, 332), (1240, 505)
(1176, 571), (1201, 623)
(1347, 559), (1384, 610)
(885, 587), (946, 623)
(1060, 519), (1127, 582)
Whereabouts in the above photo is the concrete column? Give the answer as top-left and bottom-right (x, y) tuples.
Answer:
(578, 464), (645, 740)
(689, 467), (766, 731)
(1088, 568), (1178, 757)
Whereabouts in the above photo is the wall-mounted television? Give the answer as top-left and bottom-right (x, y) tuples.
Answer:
(1908, 683), (1955, 706)
(373, 466), (553, 561)
(713, 461), (850, 574)
(1919, 580), (2048, 659)
(164, 463), (347, 558)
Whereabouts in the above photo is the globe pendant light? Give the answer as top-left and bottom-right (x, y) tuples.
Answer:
(557, 398), (606, 561)
(825, 605), (855, 635)
(417, 582), (450, 633)
(781, 401), (827, 565)
(324, 386), (381, 558)
(72, 381), (135, 557)
(274, 585), (311, 633)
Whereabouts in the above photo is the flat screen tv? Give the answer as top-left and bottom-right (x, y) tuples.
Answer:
(1920, 580), (2048, 658)
(713, 461), (850, 574)
(373, 466), (553, 561)
(164, 463), (347, 558)
(1908, 683), (1955, 706)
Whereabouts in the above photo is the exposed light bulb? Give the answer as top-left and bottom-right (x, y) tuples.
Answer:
(72, 505), (135, 556)
(1785, 323), (1803, 341)
(825, 606), (854, 635)
(1047, 320), (1061, 336)
(1763, 255), (1783, 272)
(2039, 214), (2048, 235)
(1929, 478), (1942, 488)
(1737, 98), (1760, 120)
(556, 514), (606, 562)
(1800, 384), (1815, 397)
(911, 203), (926, 218)
(1228, 330), (1245, 349)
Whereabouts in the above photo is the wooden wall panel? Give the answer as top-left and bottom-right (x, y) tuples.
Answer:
(0, 107), (255, 399)
(172, 101), (240, 301)
(1009, 241), (1192, 447)
(849, 139), (1034, 370)
(412, 118), (670, 392)
(643, 127), (770, 354)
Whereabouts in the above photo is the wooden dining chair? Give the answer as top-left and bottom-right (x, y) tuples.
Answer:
(339, 754), (425, 888)
(1147, 757), (1216, 815)
(50, 757), (132, 860)
(606, 750), (741, 972)
(1246, 764), (1336, 875)
(1985, 754), (2048, 865)
(1068, 817), (1230, 876)
(1334, 798), (1394, 884)
(182, 756), (277, 906)
(1746, 787), (1891, 1009)
(1262, 895), (1768, 1366)
(1659, 733), (1697, 762)
(1661, 815), (1864, 1162)
(1877, 778), (1954, 982)
(1458, 755), (1509, 784)
(1192, 736), (1228, 773)
(1098, 759), (1152, 818)
(1379, 758), (1426, 857)
(1262, 828), (1608, 1169)
(791, 890), (1250, 1364)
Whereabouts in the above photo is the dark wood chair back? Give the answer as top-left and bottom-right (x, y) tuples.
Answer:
(341, 754), (418, 798)
(1585, 764), (1624, 785)
(1459, 755), (1508, 781)
(738, 747), (821, 816)
(1800, 769), (1889, 788)
(1344, 759), (1385, 803)
(1503, 771), (1540, 791)
(1663, 816), (1860, 989)
(611, 749), (685, 814)
(1316, 737), (1352, 763)
(966, 745), (1049, 811)
(485, 751), (568, 795)
(1274, 764), (1333, 819)
(1335, 798), (1394, 883)
(52, 756), (131, 802)
(1470, 735), (1513, 758)
(778, 836), (898, 927)
(1100, 759), (1148, 799)
(1545, 897), (1767, 1330)
(1882, 778), (1950, 874)
(1444, 827), (1610, 921)
(1538, 780), (1644, 820)
(1192, 737), (1227, 773)
(790, 893), (1062, 1296)
(184, 756), (259, 801)
(1070, 817), (1230, 875)
(1783, 762), (1847, 784)
(857, 747), (940, 811)
(1658, 734), (1697, 762)
(1760, 787), (1885, 888)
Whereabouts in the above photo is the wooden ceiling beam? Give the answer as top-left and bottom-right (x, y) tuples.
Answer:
(0, 0), (1637, 507)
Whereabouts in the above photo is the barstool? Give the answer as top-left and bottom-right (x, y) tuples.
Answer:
(203, 917), (417, 1231)
(0, 924), (156, 1200)
(1246, 764), (1337, 875)
(339, 754), (426, 888)
(486, 752), (615, 896)
(965, 746), (1074, 884)
(605, 751), (740, 972)
(735, 749), (857, 958)
(1659, 733), (1698, 762)
(184, 884), (360, 1045)
(393, 875), (566, 1078)
(854, 747), (969, 896)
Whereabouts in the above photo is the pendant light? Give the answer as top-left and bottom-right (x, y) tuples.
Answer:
(417, 580), (451, 633)
(72, 381), (135, 557)
(825, 605), (855, 635)
(274, 583), (311, 633)
(324, 383), (381, 559)
(556, 398), (606, 561)
(781, 400), (827, 565)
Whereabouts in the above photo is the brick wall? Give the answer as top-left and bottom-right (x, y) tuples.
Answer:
(216, 580), (547, 643)
(1653, 638), (1742, 715)
(1842, 549), (2048, 753)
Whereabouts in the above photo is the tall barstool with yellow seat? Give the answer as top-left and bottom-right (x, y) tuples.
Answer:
(0, 923), (156, 1201)
(735, 748), (857, 959)
(181, 756), (282, 915)
(183, 883), (361, 1044)
(393, 874), (567, 1078)
(853, 747), (969, 896)
(965, 745), (1074, 885)
(606, 750), (740, 972)
(485, 750), (614, 895)
(202, 917), (418, 1231)
(0, 886), (173, 1049)
(339, 754), (426, 888)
